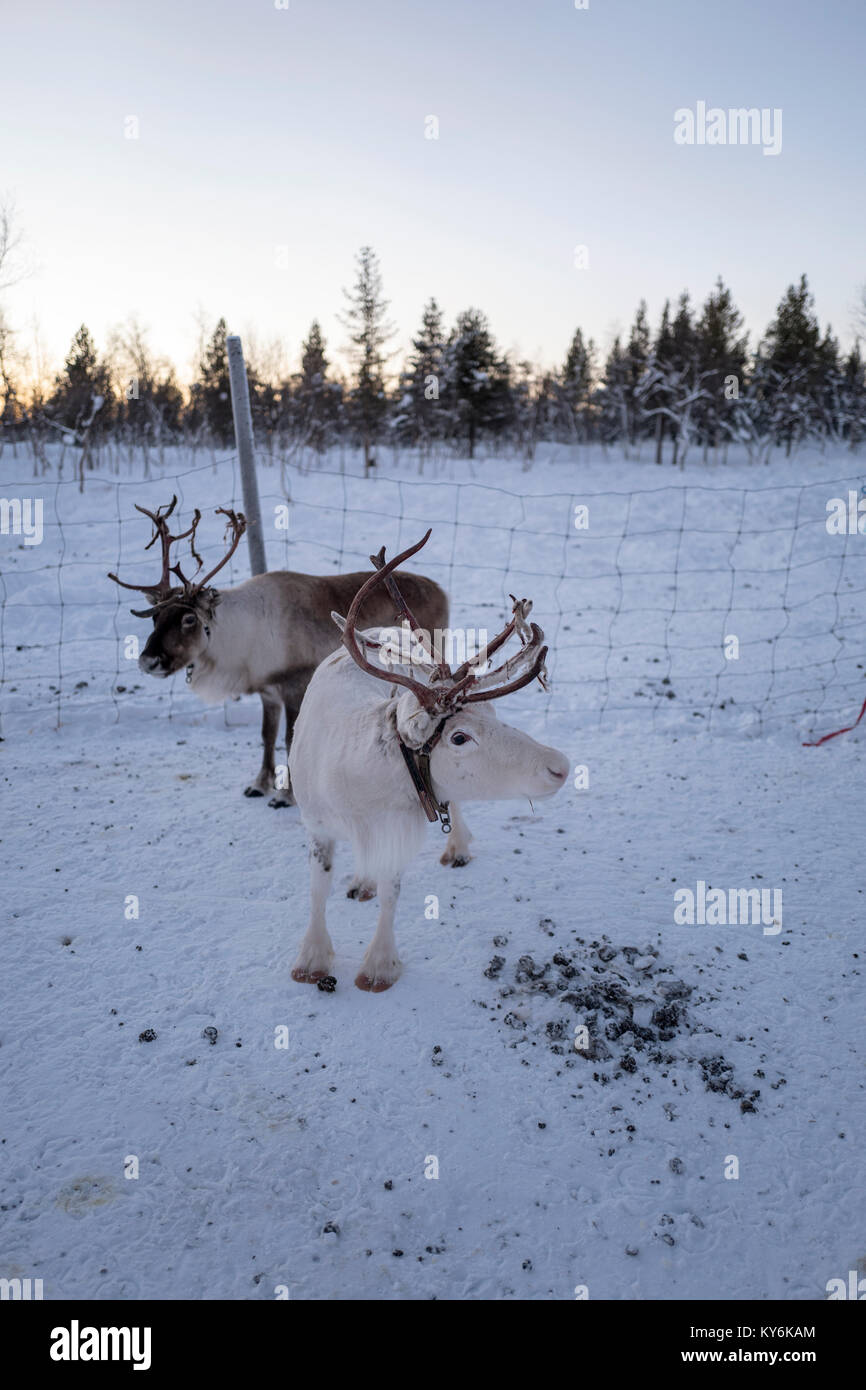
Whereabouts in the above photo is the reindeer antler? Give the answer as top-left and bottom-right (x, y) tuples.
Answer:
(341, 532), (449, 708)
(108, 495), (199, 597)
(339, 532), (549, 712)
(460, 616), (548, 702)
(369, 537), (446, 675)
(186, 507), (246, 595)
(108, 499), (246, 616)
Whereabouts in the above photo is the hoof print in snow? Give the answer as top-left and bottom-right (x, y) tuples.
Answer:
(515, 954), (549, 988)
(202, 1026), (218, 1045)
(484, 955), (506, 979)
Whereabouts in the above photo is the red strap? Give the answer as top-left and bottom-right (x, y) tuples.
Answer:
(803, 694), (866, 746)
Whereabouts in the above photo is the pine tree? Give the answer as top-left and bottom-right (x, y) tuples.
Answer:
(645, 300), (675, 463)
(839, 343), (866, 448)
(442, 308), (499, 458)
(601, 337), (629, 445)
(624, 300), (651, 446)
(510, 359), (541, 464)
(760, 274), (822, 455)
(695, 277), (748, 455)
(488, 352), (517, 447)
(638, 294), (705, 467)
(560, 328), (596, 441)
(814, 326), (841, 446)
(340, 247), (395, 474)
(394, 298), (446, 456)
(294, 319), (336, 456)
(151, 370), (184, 440)
(50, 324), (113, 439)
(192, 318), (234, 445)
(668, 293), (699, 466)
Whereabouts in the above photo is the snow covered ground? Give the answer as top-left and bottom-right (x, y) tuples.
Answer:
(1, 442), (864, 1300)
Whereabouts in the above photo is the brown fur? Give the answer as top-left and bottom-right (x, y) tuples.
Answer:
(138, 566), (448, 806)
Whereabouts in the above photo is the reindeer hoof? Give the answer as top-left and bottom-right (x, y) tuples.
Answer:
(355, 971), (398, 993)
(268, 794), (295, 809)
(347, 881), (376, 901)
(440, 849), (471, 867)
(291, 966), (331, 984)
(244, 785), (265, 798)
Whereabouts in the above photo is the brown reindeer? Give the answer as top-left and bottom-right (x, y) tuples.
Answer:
(109, 498), (448, 817)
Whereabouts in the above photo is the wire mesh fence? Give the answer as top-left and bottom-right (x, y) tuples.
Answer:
(1, 446), (864, 741)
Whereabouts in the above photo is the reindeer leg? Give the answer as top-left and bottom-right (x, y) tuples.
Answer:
(440, 800), (473, 867)
(268, 699), (298, 808)
(245, 692), (280, 798)
(355, 874), (403, 992)
(291, 838), (335, 983)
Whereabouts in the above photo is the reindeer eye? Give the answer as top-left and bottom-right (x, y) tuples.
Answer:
(450, 731), (471, 746)
(181, 612), (198, 629)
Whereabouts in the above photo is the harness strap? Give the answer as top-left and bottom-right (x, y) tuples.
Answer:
(184, 614), (212, 683)
(397, 716), (452, 832)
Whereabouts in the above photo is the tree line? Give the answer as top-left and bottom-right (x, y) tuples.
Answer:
(1, 245), (864, 470)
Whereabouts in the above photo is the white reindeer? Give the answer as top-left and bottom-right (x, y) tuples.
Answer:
(289, 532), (570, 992)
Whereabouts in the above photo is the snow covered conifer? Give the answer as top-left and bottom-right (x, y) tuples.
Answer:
(560, 327), (596, 442)
(295, 319), (337, 457)
(695, 277), (748, 458)
(340, 246), (395, 475)
(394, 298), (446, 460)
(442, 307), (500, 459)
(191, 317), (234, 446)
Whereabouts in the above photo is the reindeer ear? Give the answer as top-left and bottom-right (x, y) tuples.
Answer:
(393, 690), (440, 749)
(333, 614), (387, 663)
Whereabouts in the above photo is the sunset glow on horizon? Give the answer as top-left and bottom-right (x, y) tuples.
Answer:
(2, 0), (864, 386)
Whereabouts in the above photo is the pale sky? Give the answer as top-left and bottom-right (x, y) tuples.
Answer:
(2, 0), (864, 383)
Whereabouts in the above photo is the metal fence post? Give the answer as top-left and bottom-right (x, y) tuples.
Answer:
(226, 334), (267, 576)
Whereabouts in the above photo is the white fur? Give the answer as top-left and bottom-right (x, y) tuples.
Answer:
(288, 629), (570, 991)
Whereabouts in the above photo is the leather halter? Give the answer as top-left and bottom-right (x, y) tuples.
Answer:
(397, 715), (452, 832)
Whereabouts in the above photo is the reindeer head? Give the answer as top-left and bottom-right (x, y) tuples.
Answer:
(336, 531), (570, 805)
(108, 497), (246, 677)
